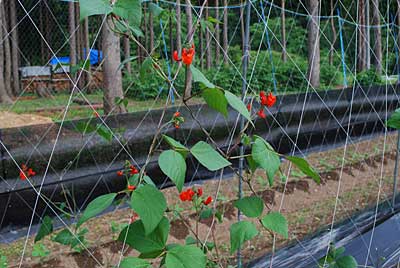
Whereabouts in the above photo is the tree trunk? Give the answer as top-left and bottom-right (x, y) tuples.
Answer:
(199, 23), (204, 69)
(1, 3), (13, 97)
(68, 1), (77, 85)
(143, 5), (148, 51)
(10, 0), (20, 94)
(169, 7), (174, 57)
(205, 2), (211, 69)
(281, 0), (287, 62)
(176, 0), (182, 54)
(215, 0), (220, 63)
(223, 0), (228, 65)
(357, 0), (366, 71)
(83, 17), (92, 91)
(307, 0), (320, 88)
(39, 2), (46, 64)
(0, 8), (12, 104)
(184, 0), (193, 98)
(371, 0), (382, 74)
(329, 0), (336, 65)
(102, 16), (126, 115)
(123, 36), (132, 74)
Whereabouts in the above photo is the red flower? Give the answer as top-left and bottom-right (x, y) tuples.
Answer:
(130, 166), (139, 175)
(117, 170), (124, 176)
(182, 45), (195, 66)
(173, 50), (180, 62)
(257, 108), (266, 119)
(179, 191), (190, 201)
(179, 188), (196, 202)
(19, 171), (27, 180)
(19, 164), (35, 180)
(247, 103), (252, 112)
(174, 111), (181, 118)
(197, 188), (203, 197)
(174, 124), (180, 129)
(27, 168), (36, 177)
(203, 196), (213, 205)
(127, 185), (136, 191)
(266, 92), (276, 108)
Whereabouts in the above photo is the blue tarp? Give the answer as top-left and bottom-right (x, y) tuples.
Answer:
(49, 48), (103, 65)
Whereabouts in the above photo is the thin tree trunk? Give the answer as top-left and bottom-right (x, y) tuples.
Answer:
(357, 0), (366, 71)
(68, 1), (77, 85)
(123, 36), (131, 74)
(39, 2), (46, 64)
(184, 0), (193, 98)
(281, 0), (287, 62)
(149, 11), (154, 52)
(307, 0), (320, 88)
(10, 0), (20, 94)
(102, 16), (126, 115)
(176, 0), (182, 54)
(223, 0), (228, 65)
(2, 3), (13, 97)
(215, 0), (220, 63)
(83, 17), (92, 90)
(205, 2), (211, 69)
(0, 7), (12, 104)
(329, 0), (337, 65)
(143, 5), (148, 51)
(372, 0), (382, 74)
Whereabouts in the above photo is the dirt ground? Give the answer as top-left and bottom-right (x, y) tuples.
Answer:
(0, 112), (53, 129)
(2, 133), (400, 267)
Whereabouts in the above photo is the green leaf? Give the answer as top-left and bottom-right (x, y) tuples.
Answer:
(118, 217), (169, 254)
(143, 175), (156, 186)
(148, 3), (164, 17)
(112, 0), (142, 27)
(79, 0), (112, 20)
(230, 221), (258, 254)
(0, 255), (7, 268)
(166, 245), (207, 268)
(261, 212), (288, 239)
(35, 216), (53, 243)
(199, 208), (213, 220)
(75, 121), (96, 134)
(53, 229), (76, 246)
(251, 136), (280, 186)
(387, 108), (400, 129)
(286, 156), (320, 184)
(224, 91), (253, 125)
(96, 124), (113, 142)
(202, 88), (228, 118)
(140, 57), (154, 82)
(131, 185), (167, 235)
(162, 135), (189, 158)
(190, 65), (215, 88)
(233, 196), (264, 218)
(77, 193), (116, 228)
(120, 257), (151, 268)
(32, 243), (50, 258)
(336, 255), (358, 268)
(190, 141), (231, 171)
(159, 150), (187, 192)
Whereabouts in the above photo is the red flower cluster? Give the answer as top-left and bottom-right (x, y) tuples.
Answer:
(19, 164), (36, 180)
(179, 187), (213, 206)
(172, 111), (184, 129)
(117, 170), (124, 177)
(179, 188), (196, 201)
(173, 45), (195, 66)
(257, 91), (276, 119)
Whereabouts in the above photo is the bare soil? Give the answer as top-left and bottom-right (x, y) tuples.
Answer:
(2, 133), (400, 267)
(0, 112), (53, 129)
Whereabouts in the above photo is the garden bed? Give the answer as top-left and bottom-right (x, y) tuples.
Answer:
(1, 132), (399, 267)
